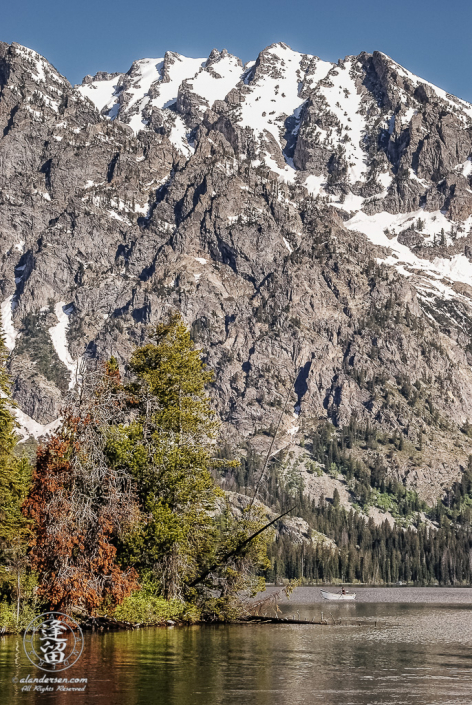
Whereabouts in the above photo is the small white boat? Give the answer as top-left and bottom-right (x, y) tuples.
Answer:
(320, 589), (356, 601)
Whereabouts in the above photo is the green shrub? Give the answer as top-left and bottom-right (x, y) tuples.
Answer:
(0, 600), (38, 634)
(110, 590), (200, 625)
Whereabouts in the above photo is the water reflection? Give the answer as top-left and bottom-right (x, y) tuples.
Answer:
(1, 599), (472, 704)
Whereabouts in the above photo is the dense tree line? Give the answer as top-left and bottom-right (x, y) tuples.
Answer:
(220, 413), (472, 586)
(266, 500), (472, 585)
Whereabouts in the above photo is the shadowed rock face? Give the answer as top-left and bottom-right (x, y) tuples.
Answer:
(1, 40), (472, 502)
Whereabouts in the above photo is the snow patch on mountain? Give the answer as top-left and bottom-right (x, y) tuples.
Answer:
(238, 44), (330, 152)
(317, 60), (367, 183)
(1, 296), (17, 352)
(263, 154), (298, 184)
(13, 43), (67, 87)
(14, 406), (60, 442)
(76, 41), (472, 195)
(304, 173), (327, 197)
(302, 56), (336, 93)
(379, 52), (472, 122)
(80, 74), (120, 112)
(168, 115), (194, 155)
(78, 53), (206, 133)
(185, 52), (243, 109)
(346, 209), (455, 246)
(459, 158), (472, 177)
(283, 237), (293, 254)
(48, 303), (79, 388)
(347, 208), (472, 301)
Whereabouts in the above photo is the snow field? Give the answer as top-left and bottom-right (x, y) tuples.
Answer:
(0, 296), (18, 351)
(316, 60), (366, 184)
(48, 302), (80, 389)
(14, 406), (60, 442)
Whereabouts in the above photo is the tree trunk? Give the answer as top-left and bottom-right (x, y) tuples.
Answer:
(16, 565), (20, 623)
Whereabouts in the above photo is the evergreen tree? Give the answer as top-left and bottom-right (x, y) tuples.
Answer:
(0, 312), (31, 621)
(108, 313), (268, 606)
(108, 314), (224, 597)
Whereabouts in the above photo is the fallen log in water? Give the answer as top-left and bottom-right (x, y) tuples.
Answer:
(81, 616), (142, 631)
(240, 615), (375, 626)
(241, 615), (325, 625)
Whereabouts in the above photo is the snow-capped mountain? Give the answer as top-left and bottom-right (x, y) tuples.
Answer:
(1, 39), (472, 502)
(76, 42), (472, 308)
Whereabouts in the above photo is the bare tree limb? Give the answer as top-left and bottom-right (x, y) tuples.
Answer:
(188, 505), (296, 588)
(249, 382), (294, 510)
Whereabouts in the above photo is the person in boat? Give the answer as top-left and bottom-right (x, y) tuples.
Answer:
(341, 587), (346, 595)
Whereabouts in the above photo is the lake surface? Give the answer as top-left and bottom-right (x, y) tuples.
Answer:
(2, 588), (472, 704)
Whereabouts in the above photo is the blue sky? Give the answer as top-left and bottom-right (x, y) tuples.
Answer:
(2, 0), (471, 102)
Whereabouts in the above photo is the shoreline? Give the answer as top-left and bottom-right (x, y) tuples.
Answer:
(3, 585), (472, 636)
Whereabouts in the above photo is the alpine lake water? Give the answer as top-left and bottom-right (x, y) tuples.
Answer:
(2, 588), (472, 704)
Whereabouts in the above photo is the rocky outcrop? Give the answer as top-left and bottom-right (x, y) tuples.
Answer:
(10, 357), (62, 423)
(1, 40), (472, 504)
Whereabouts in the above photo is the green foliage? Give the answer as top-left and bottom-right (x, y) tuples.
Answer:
(0, 317), (17, 457)
(194, 503), (271, 620)
(0, 312), (272, 625)
(439, 460), (472, 525)
(0, 312), (32, 622)
(0, 599), (38, 634)
(0, 455), (31, 549)
(110, 581), (200, 624)
(306, 461), (322, 476)
(266, 490), (472, 586)
(107, 313), (268, 610)
(14, 307), (69, 391)
(108, 314), (222, 598)
(309, 417), (428, 519)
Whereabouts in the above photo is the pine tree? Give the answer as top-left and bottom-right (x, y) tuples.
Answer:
(0, 312), (31, 621)
(108, 313), (269, 607)
(108, 314), (226, 598)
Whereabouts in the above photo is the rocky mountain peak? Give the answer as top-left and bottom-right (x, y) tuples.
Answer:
(1, 39), (472, 505)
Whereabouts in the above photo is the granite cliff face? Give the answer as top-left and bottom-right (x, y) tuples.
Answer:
(1, 40), (472, 506)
